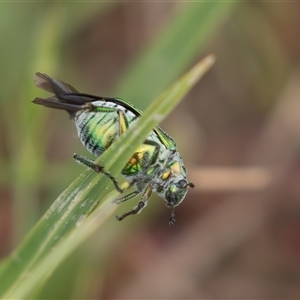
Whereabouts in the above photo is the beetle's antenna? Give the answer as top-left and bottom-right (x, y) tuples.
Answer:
(169, 209), (176, 226)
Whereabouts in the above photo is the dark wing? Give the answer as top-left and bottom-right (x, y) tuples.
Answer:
(34, 72), (78, 94)
(33, 72), (120, 117)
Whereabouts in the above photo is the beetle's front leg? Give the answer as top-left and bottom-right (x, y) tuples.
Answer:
(115, 185), (152, 221)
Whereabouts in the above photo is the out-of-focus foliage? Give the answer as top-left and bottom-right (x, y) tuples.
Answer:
(1, 2), (300, 299)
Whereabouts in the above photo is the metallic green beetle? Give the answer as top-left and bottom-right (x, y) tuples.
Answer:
(33, 73), (194, 224)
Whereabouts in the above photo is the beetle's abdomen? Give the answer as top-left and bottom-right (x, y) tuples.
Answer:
(75, 111), (119, 156)
(75, 101), (137, 157)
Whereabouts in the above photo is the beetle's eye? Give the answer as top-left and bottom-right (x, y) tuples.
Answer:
(177, 179), (187, 188)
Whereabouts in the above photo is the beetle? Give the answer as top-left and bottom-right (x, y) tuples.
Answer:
(33, 73), (194, 224)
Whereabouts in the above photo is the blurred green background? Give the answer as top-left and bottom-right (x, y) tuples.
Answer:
(1, 2), (300, 298)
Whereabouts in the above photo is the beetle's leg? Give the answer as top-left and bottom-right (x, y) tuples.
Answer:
(113, 189), (141, 204)
(73, 153), (123, 193)
(116, 185), (152, 221)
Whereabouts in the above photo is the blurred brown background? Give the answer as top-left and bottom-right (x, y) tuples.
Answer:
(1, 1), (300, 298)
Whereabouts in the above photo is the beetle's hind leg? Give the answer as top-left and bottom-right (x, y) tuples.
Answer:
(73, 153), (123, 193)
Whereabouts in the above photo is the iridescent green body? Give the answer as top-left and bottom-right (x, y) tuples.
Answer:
(33, 73), (194, 224)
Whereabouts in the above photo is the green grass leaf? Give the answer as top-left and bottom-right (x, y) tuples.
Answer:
(0, 55), (215, 299)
